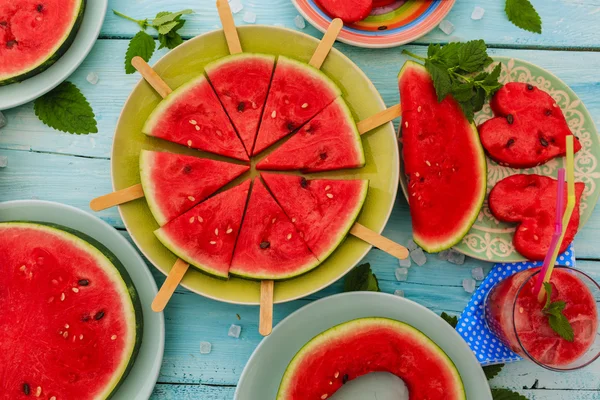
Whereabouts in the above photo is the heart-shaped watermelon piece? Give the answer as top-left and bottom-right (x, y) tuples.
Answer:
(479, 83), (582, 168)
(488, 174), (585, 260)
(315, 0), (373, 23)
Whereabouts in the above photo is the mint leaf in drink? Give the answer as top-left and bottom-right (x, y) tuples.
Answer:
(542, 282), (575, 342)
(505, 0), (542, 34)
(34, 82), (97, 134)
(343, 263), (380, 292)
(491, 388), (529, 400)
(440, 312), (458, 328)
(125, 31), (156, 74)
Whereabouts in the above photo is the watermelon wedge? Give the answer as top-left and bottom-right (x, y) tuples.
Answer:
(257, 98), (365, 172)
(142, 74), (249, 161)
(252, 56), (341, 155)
(230, 179), (320, 280)
(0, 0), (85, 86)
(277, 317), (465, 400)
(205, 53), (275, 155)
(139, 150), (249, 226)
(399, 61), (487, 253)
(261, 173), (368, 261)
(155, 180), (251, 278)
(0, 222), (142, 399)
(315, 0), (373, 23)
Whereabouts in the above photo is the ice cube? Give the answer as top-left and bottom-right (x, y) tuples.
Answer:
(438, 19), (455, 35)
(294, 15), (306, 29)
(393, 289), (405, 297)
(86, 72), (99, 85)
(399, 257), (411, 268)
(438, 250), (450, 261)
(200, 341), (212, 354)
(0, 156), (7, 168)
(406, 239), (419, 252)
(462, 278), (476, 294)
(228, 324), (241, 338)
(229, 0), (244, 14)
(0, 111), (6, 129)
(447, 249), (465, 265)
(410, 248), (427, 266)
(471, 6), (485, 20)
(471, 267), (485, 281)
(243, 11), (256, 24)
(395, 267), (408, 282)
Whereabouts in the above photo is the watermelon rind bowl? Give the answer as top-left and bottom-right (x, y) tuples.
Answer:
(111, 25), (399, 305)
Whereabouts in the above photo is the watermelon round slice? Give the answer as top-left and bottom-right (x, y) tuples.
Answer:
(205, 53), (275, 155)
(315, 0), (373, 23)
(277, 317), (465, 400)
(0, 0), (85, 86)
(142, 74), (249, 161)
(399, 61), (487, 253)
(155, 180), (250, 278)
(139, 150), (249, 226)
(0, 222), (142, 399)
(230, 179), (320, 280)
(252, 56), (341, 155)
(261, 173), (368, 261)
(257, 97), (365, 172)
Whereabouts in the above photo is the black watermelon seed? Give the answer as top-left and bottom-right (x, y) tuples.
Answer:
(0, 21), (7, 26)
(6, 40), (17, 49)
(506, 138), (515, 148)
(506, 114), (514, 125)
(183, 165), (192, 174)
(237, 102), (245, 112)
(259, 241), (270, 249)
(78, 279), (89, 286)
(23, 383), (30, 395)
(419, 177), (425, 183)
(319, 152), (328, 160)
(36, 4), (43, 12)
(94, 310), (105, 320)
(378, 26), (388, 31)
(540, 137), (549, 147)
(342, 374), (349, 384)
(82, 314), (91, 322)
(527, 84), (534, 91)
(545, 109), (552, 116)
(300, 178), (308, 188)
(286, 122), (296, 131)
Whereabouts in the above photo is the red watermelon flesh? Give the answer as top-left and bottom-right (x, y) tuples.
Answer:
(373, 0), (396, 7)
(205, 54), (275, 155)
(315, 0), (373, 23)
(488, 174), (585, 261)
(253, 56), (341, 155)
(277, 318), (465, 400)
(139, 150), (249, 226)
(261, 173), (368, 261)
(257, 98), (365, 172)
(0, 222), (141, 400)
(142, 74), (249, 161)
(155, 180), (250, 278)
(230, 179), (320, 280)
(478, 82), (582, 168)
(399, 61), (487, 253)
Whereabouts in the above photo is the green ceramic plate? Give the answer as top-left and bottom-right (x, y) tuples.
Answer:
(112, 26), (399, 305)
(399, 57), (600, 262)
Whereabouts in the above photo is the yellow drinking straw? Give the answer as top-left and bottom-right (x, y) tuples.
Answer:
(537, 135), (576, 302)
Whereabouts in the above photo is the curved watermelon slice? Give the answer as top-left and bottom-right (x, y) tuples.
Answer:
(0, 0), (85, 86)
(261, 173), (368, 261)
(142, 75), (249, 161)
(399, 61), (487, 253)
(277, 317), (465, 400)
(139, 150), (249, 226)
(155, 180), (250, 278)
(205, 53), (275, 155)
(257, 98), (365, 172)
(253, 56), (341, 155)
(0, 222), (142, 399)
(230, 179), (320, 280)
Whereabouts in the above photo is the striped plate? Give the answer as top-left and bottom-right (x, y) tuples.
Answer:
(292, 0), (456, 48)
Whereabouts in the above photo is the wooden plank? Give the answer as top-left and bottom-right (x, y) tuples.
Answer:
(151, 383), (235, 399)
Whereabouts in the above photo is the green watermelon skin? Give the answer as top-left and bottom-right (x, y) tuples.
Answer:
(0, 222), (142, 400)
(399, 61), (487, 253)
(252, 56), (341, 155)
(261, 173), (368, 262)
(230, 179), (320, 280)
(205, 53), (275, 155)
(277, 317), (465, 400)
(257, 97), (365, 172)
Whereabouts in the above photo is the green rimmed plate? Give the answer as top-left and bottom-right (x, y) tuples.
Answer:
(111, 26), (399, 305)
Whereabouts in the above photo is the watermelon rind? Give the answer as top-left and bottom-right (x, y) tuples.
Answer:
(0, 0), (86, 86)
(398, 61), (487, 253)
(139, 150), (168, 226)
(276, 55), (341, 98)
(1, 221), (143, 399)
(277, 317), (465, 400)
(204, 52), (275, 77)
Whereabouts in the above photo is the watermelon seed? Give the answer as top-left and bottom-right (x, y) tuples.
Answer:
(527, 84), (534, 90)
(183, 165), (192, 174)
(188, 196), (195, 202)
(60, 293), (65, 301)
(189, 216), (195, 224)
(72, 287), (79, 293)
(51, 279), (58, 285)
(36, 4), (43, 12)
(321, 395), (328, 399)
(425, 160), (431, 166)
(210, 241), (217, 245)
(271, 218), (276, 224)
(319, 153), (328, 160)
(415, 172), (420, 177)
(284, 99), (289, 105)
(216, 130), (223, 136)
(519, 307), (524, 313)
(329, 381), (332, 385)
(534, 235), (539, 241)
(94, 310), (105, 320)
(260, 241), (270, 249)
(506, 138), (515, 148)
(506, 114), (514, 124)
(78, 279), (89, 286)
(215, 228), (219, 236)
(251, 102), (257, 109)
(343, 374), (349, 384)
(82, 315), (91, 322)
(291, 218), (296, 223)
(195, 125), (200, 131)
(64, 324), (69, 329)
(334, 371), (339, 378)
(301, 103), (308, 109)
(187, 140), (193, 147)
(418, 106), (422, 112)
(286, 233), (292, 240)
(0, 21), (6, 26)
(237, 102), (245, 112)
(63, 331), (68, 339)
(325, 185), (331, 191)
(199, 216), (204, 223)
(79, 334), (83, 340)
(50, 397), (56, 400)
(189, 119), (197, 125)
(540, 137), (549, 147)
(111, 335), (117, 340)
(59, 331), (63, 335)
(226, 228), (233, 234)
(405, 121), (409, 128)
(23, 383), (30, 395)
(553, 103), (558, 108)
(6, 40), (17, 49)
(545, 109), (552, 116)
(300, 178), (308, 188)
(271, 111), (277, 118)
(35, 386), (41, 397)
(19, 265), (26, 271)
(326, 193), (333, 199)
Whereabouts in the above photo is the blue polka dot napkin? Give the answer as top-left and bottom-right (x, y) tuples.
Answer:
(456, 245), (576, 366)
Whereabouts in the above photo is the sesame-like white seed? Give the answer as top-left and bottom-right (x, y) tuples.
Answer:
(284, 99), (290, 105)
(60, 293), (65, 302)
(216, 130), (223, 136)
(251, 102), (257, 109)
(111, 335), (117, 340)
(48, 297), (54, 303)
(418, 106), (422, 112)
(188, 196), (195, 202)
(272, 218), (276, 224)
(271, 110), (277, 118)
(210, 241), (217, 245)
(50, 397), (56, 400)
(534, 235), (539, 240)
(334, 371), (339, 378)
(189, 119), (197, 125)
(519, 307), (524, 313)
(35, 386), (41, 397)
(59, 331), (63, 335)
(226, 228), (233, 234)
(51, 279), (58, 285)
(326, 193), (334, 199)
(189, 216), (195, 223)
(325, 185), (331, 191)
(329, 381), (333, 385)
(195, 125), (201, 131)
(80, 334), (84, 340)
(412, 193), (416, 197)
(291, 218), (296, 223)
(301, 103), (308, 109)
(425, 160), (431, 166)
(187, 140), (193, 147)
(215, 228), (219, 236)
(415, 172), (420, 177)
(321, 395), (328, 400)
(63, 331), (68, 338)
(198, 216), (204, 223)
(418, 196), (422, 200)
(19, 265), (26, 271)
(65, 324), (69, 329)
(287, 233), (292, 240)
(405, 121), (409, 128)
(553, 103), (558, 108)
(72, 287), (79, 293)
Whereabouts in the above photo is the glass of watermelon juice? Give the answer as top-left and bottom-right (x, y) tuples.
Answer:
(484, 267), (600, 370)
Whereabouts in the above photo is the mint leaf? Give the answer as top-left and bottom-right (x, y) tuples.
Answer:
(343, 263), (380, 292)
(458, 39), (490, 73)
(425, 60), (452, 102)
(152, 9), (192, 27)
(491, 388), (529, 400)
(158, 18), (186, 49)
(505, 0), (542, 34)
(125, 31), (156, 74)
(542, 283), (575, 342)
(440, 312), (458, 328)
(542, 282), (553, 309)
(483, 364), (504, 380)
(34, 82), (97, 135)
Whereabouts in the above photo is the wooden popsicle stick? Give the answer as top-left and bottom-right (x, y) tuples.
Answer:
(259, 280), (275, 336)
(350, 222), (409, 260)
(309, 18), (343, 70)
(131, 56), (172, 98)
(152, 258), (190, 312)
(216, 0), (243, 55)
(357, 103), (402, 135)
(89, 183), (144, 211)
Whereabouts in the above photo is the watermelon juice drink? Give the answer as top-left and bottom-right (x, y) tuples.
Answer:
(484, 267), (600, 370)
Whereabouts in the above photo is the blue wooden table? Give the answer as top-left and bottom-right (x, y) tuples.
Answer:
(1, 1), (600, 398)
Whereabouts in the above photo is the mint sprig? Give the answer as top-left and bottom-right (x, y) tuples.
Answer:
(34, 82), (97, 134)
(491, 388), (529, 400)
(343, 263), (380, 292)
(542, 282), (574, 342)
(505, 0), (542, 34)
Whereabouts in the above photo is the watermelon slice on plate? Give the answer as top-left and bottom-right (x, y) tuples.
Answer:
(205, 53), (275, 155)
(315, 0), (373, 24)
(257, 97), (365, 172)
(230, 179), (320, 280)
(261, 173), (368, 261)
(253, 56), (341, 155)
(155, 180), (251, 278)
(142, 74), (249, 161)
(0, 222), (142, 399)
(139, 150), (249, 226)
